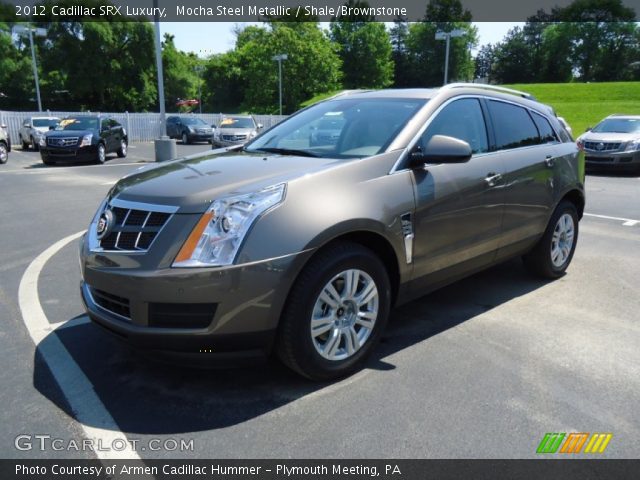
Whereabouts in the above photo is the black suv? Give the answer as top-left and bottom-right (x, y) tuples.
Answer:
(40, 116), (128, 165)
(166, 116), (214, 144)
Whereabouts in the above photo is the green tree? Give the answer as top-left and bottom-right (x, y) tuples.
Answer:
(405, 0), (477, 87)
(0, 18), (34, 110)
(389, 16), (413, 87)
(329, 1), (393, 89)
(223, 22), (341, 113)
(162, 34), (202, 112)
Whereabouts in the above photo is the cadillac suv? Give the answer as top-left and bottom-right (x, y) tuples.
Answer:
(80, 84), (584, 380)
(577, 114), (640, 171)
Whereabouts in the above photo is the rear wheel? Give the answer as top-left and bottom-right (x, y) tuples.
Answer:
(116, 139), (127, 158)
(522, 200), (579, 278)
(0, 143), (8, 164)
(20, 135), (29, 150)
(276, 242), (391, 380)
(96, 143), (106, 164)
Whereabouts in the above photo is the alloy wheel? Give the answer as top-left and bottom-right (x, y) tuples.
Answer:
(551, 213), (575, 267)
(310, 269), (379, 361)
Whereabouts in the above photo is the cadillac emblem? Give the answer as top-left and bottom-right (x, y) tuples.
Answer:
(596, 142), (605, 151)
(96, 209), (114, 240)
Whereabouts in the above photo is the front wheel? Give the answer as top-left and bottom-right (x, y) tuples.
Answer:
(96, 143), (106, 164)
(31, 136), (39, 152)
(181, 132), (190, 145)
(20, 136), (29, 150)
(522, 200), (579, 278)
(0, 143), (8, 164)
(276, 242), (391, 380)
(116, 139), (127, 158)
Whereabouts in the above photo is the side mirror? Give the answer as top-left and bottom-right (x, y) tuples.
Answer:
(409, 135), (472, 168)
(257, 123), (264, 130)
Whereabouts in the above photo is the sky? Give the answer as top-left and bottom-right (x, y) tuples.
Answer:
(160, 22), (524, 58)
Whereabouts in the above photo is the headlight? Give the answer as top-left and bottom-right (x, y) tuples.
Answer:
(80, 134), (92, 147)
(214, 131), (220, 139)
(249, 131), (257, 138)
(173, 184), (286, 267)
(39, 136), (46, 147)
(625, 140), (640, 152)
(188, 126), (195, 133)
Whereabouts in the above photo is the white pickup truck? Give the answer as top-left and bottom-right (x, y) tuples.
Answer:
(18, 116), (60, 151)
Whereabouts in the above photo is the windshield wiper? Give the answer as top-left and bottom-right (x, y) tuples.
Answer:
(250, 147), (320, 158)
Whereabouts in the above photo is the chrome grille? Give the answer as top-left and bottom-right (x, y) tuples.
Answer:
(98, 204), (172, 252)
(584, 141), (621, 152)
(47, 136), (79, 147)
(222, 134), (247, 141)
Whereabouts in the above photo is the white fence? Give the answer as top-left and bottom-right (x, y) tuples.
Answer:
(0, 111), (288, 143)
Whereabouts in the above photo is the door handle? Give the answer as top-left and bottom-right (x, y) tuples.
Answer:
(485, 172), (502, 187)
(544, 155), (555, 168)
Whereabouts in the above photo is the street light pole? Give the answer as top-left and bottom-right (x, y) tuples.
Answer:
(195, 65), (204, 114)
(435, 29), (465, 85)
(272, 54), (288, 116)
(13, 25), (47, 111)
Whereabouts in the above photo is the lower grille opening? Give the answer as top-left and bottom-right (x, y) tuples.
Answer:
(91, 288), (131, 320)
(148, 303), (217, 329)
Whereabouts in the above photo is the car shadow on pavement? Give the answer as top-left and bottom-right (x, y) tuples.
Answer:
(33, 258), (549, 435)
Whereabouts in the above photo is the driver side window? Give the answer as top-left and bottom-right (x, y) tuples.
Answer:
(419, 98), (489, 155)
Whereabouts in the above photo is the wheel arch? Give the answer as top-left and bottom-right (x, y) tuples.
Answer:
(559, 188), (585, 219)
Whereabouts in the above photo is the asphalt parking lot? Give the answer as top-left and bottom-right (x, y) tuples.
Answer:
(0, 143), (638, 460)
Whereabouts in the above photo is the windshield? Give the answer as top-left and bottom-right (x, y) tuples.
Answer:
(219, 117), (255, 129)
(592, 118), (640, 134)
(33, 118), (60, 128)
(245, 97), (426, 159)
(58, 117), (99, 131)
(182, 117), (207, 126)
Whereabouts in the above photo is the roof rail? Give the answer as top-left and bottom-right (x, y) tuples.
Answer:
(443, 83), (536, 101)
(327, 89), (372, 100)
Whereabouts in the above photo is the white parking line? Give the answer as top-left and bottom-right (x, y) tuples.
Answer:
(18, 231), (140, 460)
(584, 213), (639, 227)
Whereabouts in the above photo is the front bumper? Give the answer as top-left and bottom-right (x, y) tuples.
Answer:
(40, 144), (98, 162)
(80, 243), (311, 360)
(187, 133), (213, 142)
(213, 137), (250, 148)
(584, 149), (640, 169)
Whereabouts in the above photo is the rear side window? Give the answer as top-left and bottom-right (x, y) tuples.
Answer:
(531, 112), (558, 144)
(488, 100), (540, 150)
(419, 98), (489, 154)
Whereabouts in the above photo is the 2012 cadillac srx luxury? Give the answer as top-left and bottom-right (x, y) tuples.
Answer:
(80, 84), (584, 380)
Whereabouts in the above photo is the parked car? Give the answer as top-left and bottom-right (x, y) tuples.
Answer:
(557, 116), (573, 138)
(577, 114), (640, 171)
(0, 123), (10, 164)
(40, 116), (127, 165)
(309, 113), (345, 147)
(80, 84), (584, 380)
(166, 116), (214, 144)
(212, 115), (262, 148)
(19, 116), (60, 151)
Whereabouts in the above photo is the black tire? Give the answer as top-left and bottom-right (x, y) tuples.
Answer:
(276, 242), (391, 380)
(0, 143), (8, 164)
(31, 136), (39, 152)
(116, 139), (127, 158)
(20, 136), (29, 150)
(522, 200), (579, 279)
(42, 157), (54, 166)
(181, 131), (190, 145)
(96, 143), (106, 164)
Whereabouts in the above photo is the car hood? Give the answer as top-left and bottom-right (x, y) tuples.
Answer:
(582, 132), (639, 142)
(216, 128), (255, 135)
(46, 129), (95, 137)
(110, 150), (342, 213)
